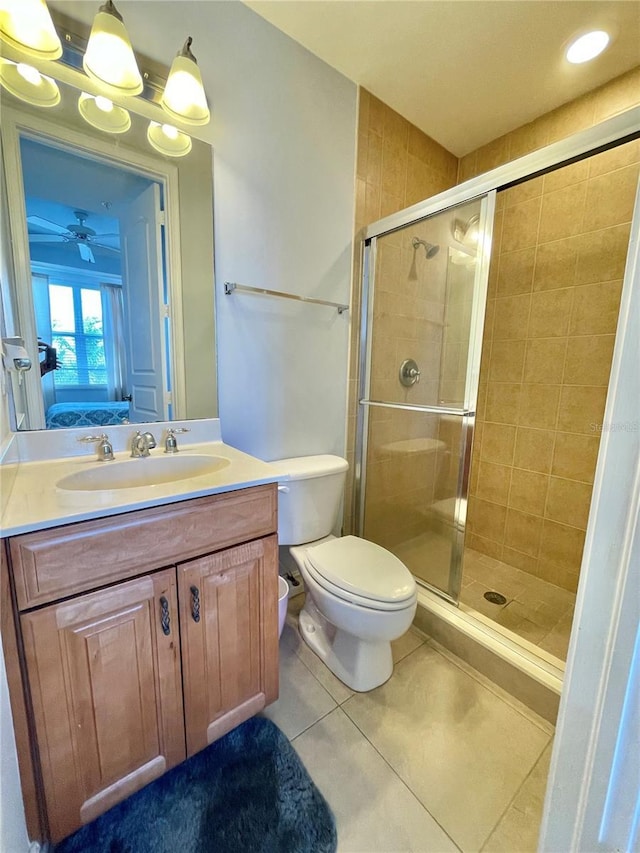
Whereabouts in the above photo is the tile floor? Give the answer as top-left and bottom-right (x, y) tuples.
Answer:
(460, 549), (576, 661)
(264, 593), (554, 852)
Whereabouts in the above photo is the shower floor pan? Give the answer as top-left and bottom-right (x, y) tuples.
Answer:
(414, 587), (563, 723)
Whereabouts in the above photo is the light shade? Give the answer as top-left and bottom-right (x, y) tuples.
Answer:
(0, 59), (60, 107)
(453, 213), (480, 246)
(78, 92), (131, 134)
(161, 38), (210, 126)
(83, 0), (143, 99)
(566, 30), (610, 64)
(147, 121), (192, 158)
(0, 0), (62, 60)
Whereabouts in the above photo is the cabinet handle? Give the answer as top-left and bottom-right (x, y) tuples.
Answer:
(190, 585), (200, 623)
(159, 596), (171, 636)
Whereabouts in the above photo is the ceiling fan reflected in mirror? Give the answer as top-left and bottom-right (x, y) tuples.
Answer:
(27, 210), (120, 264)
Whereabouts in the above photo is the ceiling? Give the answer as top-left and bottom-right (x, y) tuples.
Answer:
(20, 137), (153, 275)
(244, 1), (640, 156)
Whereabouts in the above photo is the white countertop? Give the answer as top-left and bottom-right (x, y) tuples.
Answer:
(1, 441), (280, 537)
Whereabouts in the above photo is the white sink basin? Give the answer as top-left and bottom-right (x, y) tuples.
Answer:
(57, 454), (231, 492)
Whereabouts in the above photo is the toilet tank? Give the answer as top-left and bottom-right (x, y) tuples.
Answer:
(270, 455), (349, 545)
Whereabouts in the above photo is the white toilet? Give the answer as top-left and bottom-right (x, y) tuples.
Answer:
(272, 455), (417, 692)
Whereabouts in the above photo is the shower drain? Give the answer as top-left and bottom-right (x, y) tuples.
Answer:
(484, 590), (507, 605)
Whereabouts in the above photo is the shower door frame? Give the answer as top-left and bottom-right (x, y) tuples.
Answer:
(354, 106), (640, 603)
(356, 194), (496, 602)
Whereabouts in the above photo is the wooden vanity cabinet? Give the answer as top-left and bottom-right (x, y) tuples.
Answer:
(179, 536), (279, 756)
(21, 569), (185, 842)
(2, 484), (279, 844)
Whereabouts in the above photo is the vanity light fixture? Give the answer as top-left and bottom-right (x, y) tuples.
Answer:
(566, 30), (610, 64)
(0, 58), (60, 107)
(453, 213), (480, 246)
(161, 37), (210, 126)
(0, 0), (62, 61)
(147, 121), (193, 157)
(78, 92), (131, 134)
(83, 0), (143, 99)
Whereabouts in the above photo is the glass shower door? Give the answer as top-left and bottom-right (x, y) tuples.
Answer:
(357, 193), (495, 602)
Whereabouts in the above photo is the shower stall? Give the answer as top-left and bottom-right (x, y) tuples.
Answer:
(355, 119), (640, 668)
(356, 193), (495, 603)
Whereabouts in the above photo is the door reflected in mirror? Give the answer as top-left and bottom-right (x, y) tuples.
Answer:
(23, 136), (170, 429)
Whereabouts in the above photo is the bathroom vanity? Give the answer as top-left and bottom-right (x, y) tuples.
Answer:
(0, 435), (280, 844)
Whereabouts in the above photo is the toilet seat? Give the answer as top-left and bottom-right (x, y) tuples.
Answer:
(303, 558), (414, 612)
(304, 535), (416, 612)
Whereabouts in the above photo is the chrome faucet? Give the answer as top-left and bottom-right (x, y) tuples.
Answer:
(130, 430), (157, 458)
(77, 433), (114, 462)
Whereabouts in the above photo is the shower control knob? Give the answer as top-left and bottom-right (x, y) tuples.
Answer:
(399, 359), (421, 387)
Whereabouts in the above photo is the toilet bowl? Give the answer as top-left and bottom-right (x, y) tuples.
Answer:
(271, 455), (417, 692)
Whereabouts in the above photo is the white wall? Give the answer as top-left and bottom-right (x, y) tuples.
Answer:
(50, 0), (358, 461)
(209, 6), (356, 460)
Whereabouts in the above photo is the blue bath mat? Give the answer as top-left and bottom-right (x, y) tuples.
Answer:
(54, 716), (336, 853)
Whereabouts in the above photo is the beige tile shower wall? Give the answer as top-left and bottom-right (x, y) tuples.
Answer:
(458, 67), (640, 182)
(370, 229), (446, 409)
(467, 138), (640, 592)
(345, 89), (458, 532)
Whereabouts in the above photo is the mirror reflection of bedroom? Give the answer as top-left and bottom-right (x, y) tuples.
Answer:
(20, 136), (169, 429)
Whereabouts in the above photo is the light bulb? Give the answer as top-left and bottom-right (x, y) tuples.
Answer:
(83, 1), (143, 98)
(78, 92), (131, 134)
(0, 57), (59, 107)
(161, 38), (210, 126)
(147, 121), (192, 157)
(95, 95), (113, 112)
(566, 30), (610, 64)
(163, 70), (207, 115)
(0, 0), (62, 60)
(17, 63), (42, 86)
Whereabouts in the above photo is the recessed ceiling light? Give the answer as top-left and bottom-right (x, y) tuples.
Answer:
(566, 30), (610, 64)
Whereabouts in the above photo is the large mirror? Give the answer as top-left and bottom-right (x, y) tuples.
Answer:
(1, 73), (216, 431)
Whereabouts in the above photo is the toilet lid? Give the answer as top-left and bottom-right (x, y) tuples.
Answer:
(305, 536), (415, 604)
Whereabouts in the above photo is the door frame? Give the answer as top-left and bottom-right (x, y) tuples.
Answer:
(356, 191), (496, 602)
(0, 106), (187, 428)
(539, 164), (640, 853)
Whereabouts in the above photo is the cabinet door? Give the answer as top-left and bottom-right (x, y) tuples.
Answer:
(21, 569), (185, 842)
(179, 535), (279, 756)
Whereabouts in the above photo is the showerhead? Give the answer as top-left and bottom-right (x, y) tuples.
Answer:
(412, 237), (440, 259)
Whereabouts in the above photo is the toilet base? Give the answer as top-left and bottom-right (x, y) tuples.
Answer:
(299, 598), (393, 692)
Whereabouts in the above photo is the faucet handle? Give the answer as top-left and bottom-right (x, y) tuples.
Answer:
(77, 433), (114, 462)
(164, 427), (190, 453)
